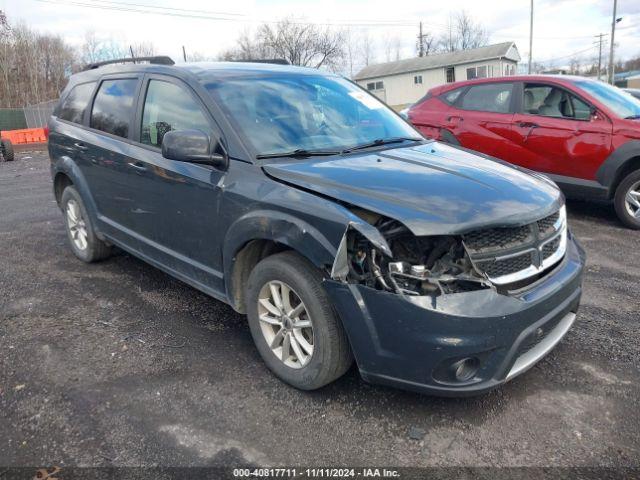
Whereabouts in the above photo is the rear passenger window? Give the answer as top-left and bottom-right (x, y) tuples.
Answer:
(140, 80), (210, 147)
(59, 83), (95, 124)
(460, 83), (513, 113)
(90, 79), (138, 138)
(442, 88), (463, 104)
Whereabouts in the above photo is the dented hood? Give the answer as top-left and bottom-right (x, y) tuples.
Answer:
(263, 141), (563, 236)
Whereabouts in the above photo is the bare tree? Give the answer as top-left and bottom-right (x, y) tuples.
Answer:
(360, 31), (375, 67)
(437, 11), (489, 53)
(81, 30), (126, 65)
(221, 18), (345, 71)
(416, 31), (436, 57)
(456, 11), (489, 50)
(130, 41), (156, 58)
(0, 15), (76, 107)
(383, 34), (402, 62)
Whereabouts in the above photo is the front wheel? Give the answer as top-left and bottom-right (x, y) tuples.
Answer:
(246, 251), (353, 390)
(614, 170), (640, 229)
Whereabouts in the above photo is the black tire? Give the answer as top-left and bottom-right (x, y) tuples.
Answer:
(60, 186), (112, 262)
(1, 139), (14, 161)
(246, 251), (353, 390)
(614, 170), (640, 230)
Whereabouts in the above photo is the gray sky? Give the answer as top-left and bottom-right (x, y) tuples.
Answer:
(2, 0), (639, 71)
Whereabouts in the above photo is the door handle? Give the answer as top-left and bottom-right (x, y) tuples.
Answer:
(447, 116), (463, 123)
(518, 122), (539, 142)
(74, 142), (89, 151)
(127, 162), (148, 173)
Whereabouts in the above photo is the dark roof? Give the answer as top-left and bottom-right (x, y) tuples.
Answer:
(354, 42), (519, 80)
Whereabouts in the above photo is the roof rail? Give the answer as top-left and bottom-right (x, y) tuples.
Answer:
(230, 59), (291, 65)
(83, 56), (175, 71)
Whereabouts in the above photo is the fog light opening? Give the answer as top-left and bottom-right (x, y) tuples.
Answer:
(451, 357), (480, 382)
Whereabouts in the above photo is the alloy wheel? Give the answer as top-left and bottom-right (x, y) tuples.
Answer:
(257, 280), (314, 369)
(66, 199), (88, 251)
(625, 181), (640, 219)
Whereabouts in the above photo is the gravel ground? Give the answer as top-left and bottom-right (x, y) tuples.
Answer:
(0, 151), (639, 469)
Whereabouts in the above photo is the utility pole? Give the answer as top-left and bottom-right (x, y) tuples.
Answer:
(528, 0), (533, 74)
(182, 45), (187, 62)
(417, 21), (425, 57)
(608, 0), (617, 84)
(594, 33), (607, 81)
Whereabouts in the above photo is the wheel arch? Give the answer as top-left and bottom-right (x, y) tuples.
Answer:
(595, 141), (640, 198)
(51, 157), (101, 231)
(223, 210), (340, 313)
(53, 171), (74, 205)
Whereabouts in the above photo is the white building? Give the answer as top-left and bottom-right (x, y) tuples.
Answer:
(354, 42), (521, 109)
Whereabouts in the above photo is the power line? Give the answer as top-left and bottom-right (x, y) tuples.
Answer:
(35, 0), (447, 28)
(85, 0), (246, 17)
(536, 45), (600, 64)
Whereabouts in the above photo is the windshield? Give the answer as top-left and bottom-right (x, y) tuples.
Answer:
(574, 79), (640, 119)
(204, 74), (419, 156)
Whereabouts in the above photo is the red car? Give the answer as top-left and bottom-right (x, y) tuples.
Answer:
(408, 75), (640, 228)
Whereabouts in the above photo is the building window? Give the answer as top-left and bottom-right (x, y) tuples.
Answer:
(414, 75), (422, 85)
(366, 82), (375, 91)
(446, 67), (455, 83)
(375, 81), (384, 90)
(466, 66), (489, 80)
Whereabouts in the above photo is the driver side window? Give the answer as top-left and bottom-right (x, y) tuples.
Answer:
(140, 79), (211, 147)
(524, 84), (591, 120)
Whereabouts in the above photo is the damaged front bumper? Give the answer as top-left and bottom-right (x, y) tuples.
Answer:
(323, 232), (585, 396)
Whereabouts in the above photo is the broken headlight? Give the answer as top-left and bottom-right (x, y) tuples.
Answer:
(345, 215), (490, 296)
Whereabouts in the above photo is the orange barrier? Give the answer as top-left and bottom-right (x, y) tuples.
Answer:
(1, 127), (47, 144)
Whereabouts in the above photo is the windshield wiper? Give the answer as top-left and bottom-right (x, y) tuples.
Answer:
(624, 115), (640, 119)
(256, 148), (341, 159)
(341, 137), (423, 154)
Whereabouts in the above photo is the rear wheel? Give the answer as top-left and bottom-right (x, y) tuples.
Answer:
(614, 170), (640, 229)
(61, 186), (112, 262)
(246, 251), (353, 390)
(1, 139), (14, 161)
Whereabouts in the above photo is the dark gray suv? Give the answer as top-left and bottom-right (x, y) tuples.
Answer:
(48, 57), (585, 396)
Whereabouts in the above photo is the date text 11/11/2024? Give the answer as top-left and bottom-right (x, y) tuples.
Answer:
(232, 468), (401, 477)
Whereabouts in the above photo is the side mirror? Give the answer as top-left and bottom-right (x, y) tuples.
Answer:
(161, 129), (228, 170)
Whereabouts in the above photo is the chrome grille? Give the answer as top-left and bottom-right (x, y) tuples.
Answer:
(463, 225), (532, 253)
(463, 206), (567, 286)
(475, 252), (535, 278)
(542, 235), (561, 260)
(538, 211), (560, 237)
